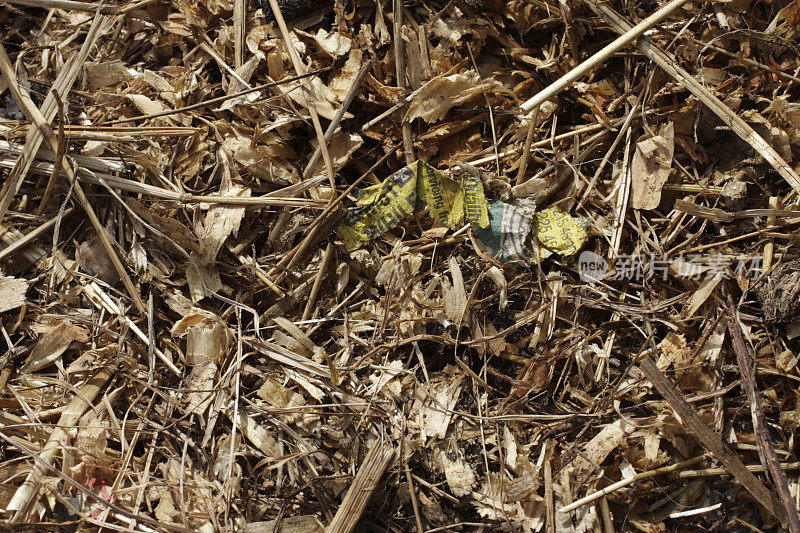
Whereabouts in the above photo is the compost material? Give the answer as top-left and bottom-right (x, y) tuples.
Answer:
(2, 0), (800, 531)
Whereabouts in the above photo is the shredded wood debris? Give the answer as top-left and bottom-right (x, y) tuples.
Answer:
(3, 0), (800, 531)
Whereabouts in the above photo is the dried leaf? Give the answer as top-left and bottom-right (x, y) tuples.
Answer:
(0, 276), (27, 313)
(22, 318), (89, 372)
(85, 60), (132, 90)
(631, 123), (674, 210)
(443, 257), (467, 323)
(312, 29), (351, 57)
(406, 72), (480, 123)
(434, 444), (476, 497)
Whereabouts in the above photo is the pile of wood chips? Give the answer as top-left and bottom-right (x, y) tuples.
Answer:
(3, 0), (800, 531)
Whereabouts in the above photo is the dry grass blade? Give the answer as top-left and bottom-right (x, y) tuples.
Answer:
(3, 0), (118, 13)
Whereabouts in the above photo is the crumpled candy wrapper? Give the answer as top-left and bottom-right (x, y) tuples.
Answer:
(475, 203), (589, 266)
(534, 206), (589, 258)
(337, 160), (588, 265)
(337, 160), (489, 251)
(473, 200), (537, 265)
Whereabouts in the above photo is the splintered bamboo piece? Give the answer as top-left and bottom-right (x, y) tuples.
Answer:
(394, 0), (415, 165)
(583, 0), (800, 195)
(327, 438), (395, 533)
(5, 368), (112, 521)
(519, 0), (691, 113)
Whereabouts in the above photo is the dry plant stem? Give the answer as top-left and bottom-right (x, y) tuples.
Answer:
(233, 0), (245, 68)
(544, 455), (554, 533)
(733, 516), (769, 533)
(560, 0), (581, 66)
(724, 283), (800, 532)
(394, 0), (415, 165)
(0, 365), (11, 394)
(594, 310), (621, 382)
(679, 463), (800, 478)
(117, 0), (160, 14)
(57, 125), (200, 135)
(560, 455), (708, 513)
(0, 207), (73, 262)
(327, 438), (395, 533)
(3, 0), (118, 13)
(200, 37), (252, 90)
(34, 96), (65, 216)
(266, 0), (336, 189)
(0, 139), (126, 174)
(763, 196), (781, 271)
(599, 498), (614, 533)
(636, 351), (783, 520)
(609, 129), (632, 258)
(0, 151), (325, 206)
(515, 106), (539, 185)
(362, 100), (404, 130)
(519, 0), (690, 113)
(0, 15), (105, 223)
(662, 182), (723, 194)
(100, 68), (327, 125)
(5, 368), (112, 520)
(583, 0), (800, 194)
(303, 60), (373, 177)
(302, 241), (334, 321)
(404, 460), (424, 532)
(186, 195), (325, 206)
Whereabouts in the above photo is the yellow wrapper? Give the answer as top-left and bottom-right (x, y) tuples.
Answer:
(534, 207), (588, 257)
(338, 161), (489, 251)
